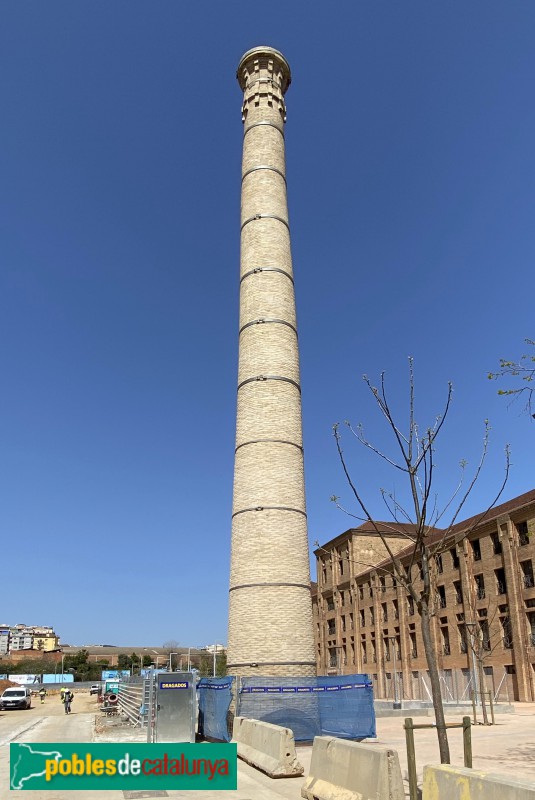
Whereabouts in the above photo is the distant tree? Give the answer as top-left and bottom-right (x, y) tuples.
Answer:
(117, 653), (131, 670)
(62, 649), (102, 681)
(215, 651), (227, 677)
(198, 653), (211, 677)
(332, 360), (509, 763)
(142, 655), (153, 667)
(489, 338), (535, 418)
(162, 639), (180, 652)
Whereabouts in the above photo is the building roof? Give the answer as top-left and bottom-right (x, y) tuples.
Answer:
(317, 488), (535, 575)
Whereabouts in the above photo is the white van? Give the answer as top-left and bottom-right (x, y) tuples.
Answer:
(0, 686), (32, 710)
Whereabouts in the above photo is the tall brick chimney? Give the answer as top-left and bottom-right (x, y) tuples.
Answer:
(227, 47), (316, 678)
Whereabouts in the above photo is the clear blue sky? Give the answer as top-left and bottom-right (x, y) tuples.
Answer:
(1, 2), (533, 648)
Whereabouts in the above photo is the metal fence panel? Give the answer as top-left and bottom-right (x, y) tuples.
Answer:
(118, 676), (144, 727)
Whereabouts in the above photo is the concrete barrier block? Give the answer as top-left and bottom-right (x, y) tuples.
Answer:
(423, 764), (535, 800)
(302, 735), (405, 800)
(232, 716), (304, 778)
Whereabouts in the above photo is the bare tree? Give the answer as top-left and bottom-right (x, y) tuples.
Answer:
(332, 359), (509, 763)
(162, 639), (180, 652)
(488, 338), (535, 418)
(462, 583), (503, 725)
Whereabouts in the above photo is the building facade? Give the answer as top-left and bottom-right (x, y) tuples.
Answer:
(312, 490), (535, 701)
(227, 47), (316, 677)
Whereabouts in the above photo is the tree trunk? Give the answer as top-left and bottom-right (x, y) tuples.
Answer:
(478, 658), (489, 725)
(420, 602), (451, 763)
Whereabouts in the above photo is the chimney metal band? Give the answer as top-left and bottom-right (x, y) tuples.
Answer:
(240, 267), (294, 284)
(241, 214), (289, 232)
(237, 375), (301, 392)
(232, 505), (307, 519)
(242, 165), (286, 183)
(229, 582), (311, 592)
(235, 438), (303, 453)
(243, 121), (284, 137)
(239, 318), (297, 336)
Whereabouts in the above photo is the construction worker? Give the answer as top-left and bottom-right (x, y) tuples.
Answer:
(63, 689), (73, 714)
(38, 688), (46, 704)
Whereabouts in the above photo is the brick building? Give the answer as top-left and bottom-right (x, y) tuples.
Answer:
(312, 489), (535, 701)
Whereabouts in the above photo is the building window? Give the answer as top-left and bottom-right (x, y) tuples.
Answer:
(340, 590), (345, 606)
(518, 521), (530, 547)
(495, 568), (507, 595)
(383, 638), (391, 661)
(458, 626), (468, 654)
(501, 616), (513, 649)
(471, 539), (482, 561)
(361, 642), (367, 664)
(527, 612), (535, 647)
(349, 612), (354, 630)
(328, 649), (338, 668)
(407, 596), (415, 616)
(454, 580), (463, 605)
(491, 532), (502, 555)
(410, 632), (417, 658)
(382, 603), (388, 623)
(327, 597), (335, 611)
(442, 627), (450, 656)
(475, 574), (485, 600)
(521, 560), (534, 589)
(358, 584), (364, 600)
(437, 585), (447, 608)
(436, 553), (443, 574)
(393, 599), (399, 620)
(327, 621), (336, 636)
(360, 609), (365, 627)
(341, 615), (346, 633)
(369, 608), (375, 626)
(450, 547), (460, 569)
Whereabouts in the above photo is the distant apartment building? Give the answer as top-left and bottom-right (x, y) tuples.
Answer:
(0, 628), (10, 655)
(0, 624), (59, 655)
(10, 632), (34, 651)
(313, 489), (535, 702)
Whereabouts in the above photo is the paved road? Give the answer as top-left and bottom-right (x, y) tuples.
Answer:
(0, 692), (310, 800)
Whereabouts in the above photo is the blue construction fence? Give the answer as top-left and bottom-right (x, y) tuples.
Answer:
(197, 674), (375, 743)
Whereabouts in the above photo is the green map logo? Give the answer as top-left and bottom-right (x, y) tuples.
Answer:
(10, 743), (237, 790)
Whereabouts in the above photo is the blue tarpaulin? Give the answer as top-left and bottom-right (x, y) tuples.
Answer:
(197, 674), (375, 742)
(197, 677), (234, 742)
(238, 674), (375, 742)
